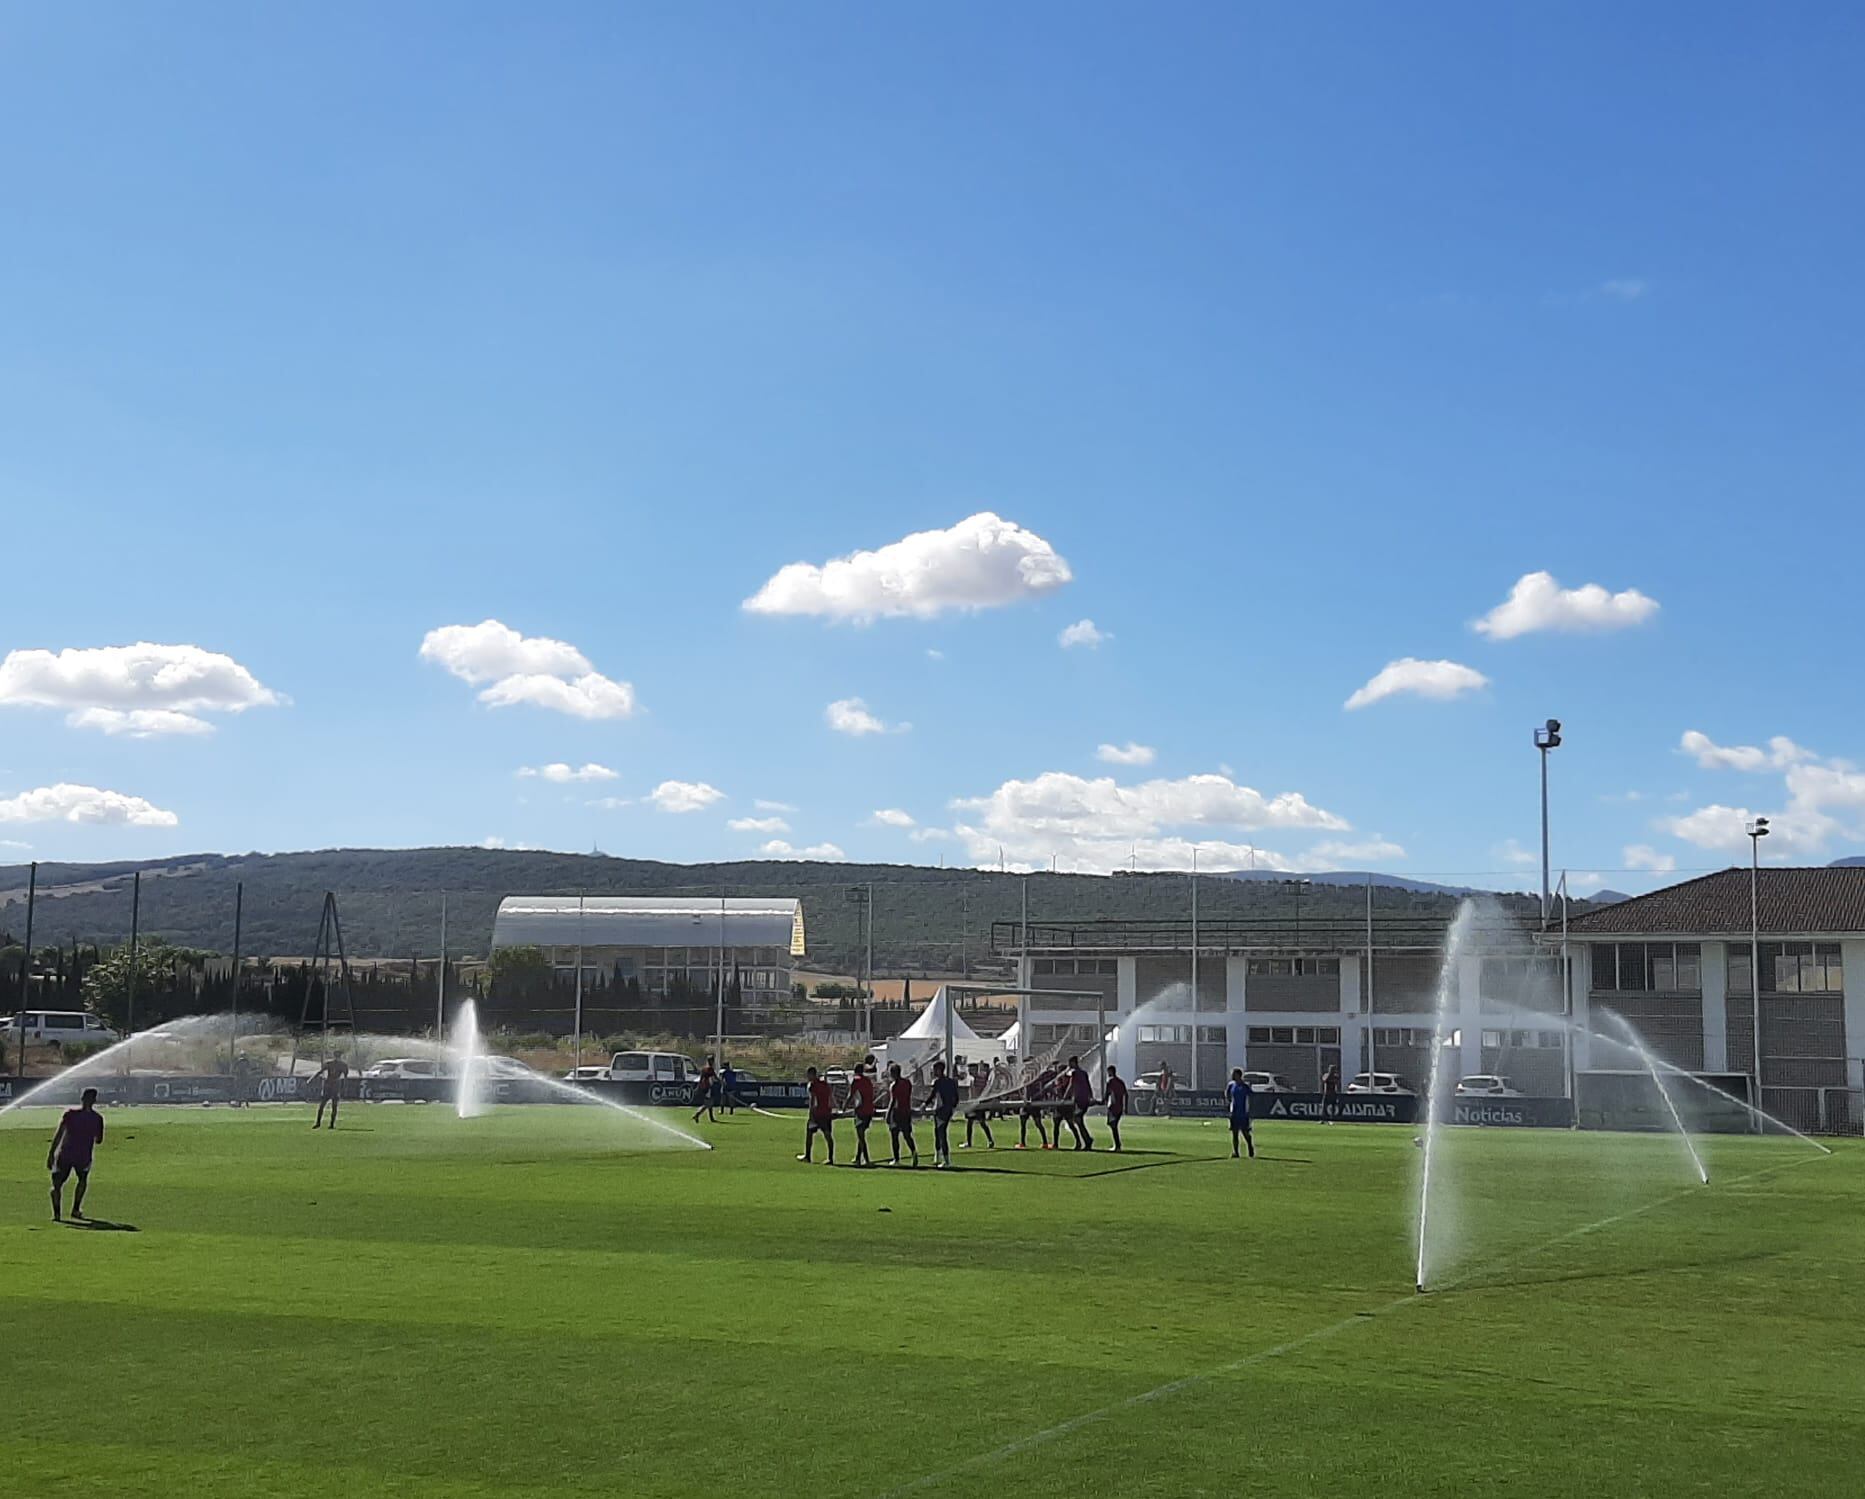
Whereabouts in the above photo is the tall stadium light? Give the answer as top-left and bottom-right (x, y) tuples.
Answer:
(847, 885), (873, 1040)
(1747, 817), (1770, 1117)
(1534, 719), (1563, 927)
(1189, 849), (1199, 1093)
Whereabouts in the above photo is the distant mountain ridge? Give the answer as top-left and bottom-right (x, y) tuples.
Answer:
(0, 846), (1548, 971)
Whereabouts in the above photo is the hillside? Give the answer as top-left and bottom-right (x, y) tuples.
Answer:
(0, 847), (1551, 972)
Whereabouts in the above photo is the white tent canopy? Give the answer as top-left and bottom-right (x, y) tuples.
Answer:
(870, 986), (1008, 1081)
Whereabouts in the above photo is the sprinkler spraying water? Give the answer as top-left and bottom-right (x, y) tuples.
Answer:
(1603, 1009), (1709, 1186)
(1414, 900), (1479, 1293)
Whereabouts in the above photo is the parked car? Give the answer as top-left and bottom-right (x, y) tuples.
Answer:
(1241, 1071), (1297, 1093)
(1346, 1071), (1416, 1096)
(1455, 1074), (1523, 1098)
(360, 1057), (445, 1101)
(562, 1065), (611, 1084)
(3, 1011), (120, 1048)
(607, 1050), (701, 1085)
(362, 1058), (443, 1081)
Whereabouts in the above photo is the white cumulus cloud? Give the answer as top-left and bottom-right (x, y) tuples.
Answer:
(1679, 730), (1812, 773)
(1473, 572), (1659, 639)
(649, 780), (725, 814)
(729, 816), (790, 834)
(0, 642), (281, 736)
(952, 768), (1347, 874)
(1623, 844), (1677, 872)
(1058, 619), (1109, 650)
(870, 808), (916, 828)
(760, 839), (847, 861)
(1096, 742), (1156, 767)
(419, 620), (636, 720)
(743, 512), (1071, 622)
(1344, 658), (1489, 710)
(826, 697), (906, 736)
(0, 783), (179, 827)
(69, 708), (216, 738)
(517, 762), (619, 784)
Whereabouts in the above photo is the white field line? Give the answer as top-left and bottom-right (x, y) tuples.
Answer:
(875, 1149), (1836, 1498)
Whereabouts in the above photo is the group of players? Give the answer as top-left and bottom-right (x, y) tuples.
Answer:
(790, 1054), (1261, 1168)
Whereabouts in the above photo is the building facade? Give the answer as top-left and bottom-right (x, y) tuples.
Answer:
(1568, 867), (1865, 1132)
(997, 903), (1569, 1096)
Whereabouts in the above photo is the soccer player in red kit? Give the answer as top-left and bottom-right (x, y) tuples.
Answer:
(48, 1087), (105, 1222)
(1103, 1065), (1129, 1153)
(799, 1066), (835, 1164)
(885, 1062), (918, 1168)
(850, 1060), (878, 1167)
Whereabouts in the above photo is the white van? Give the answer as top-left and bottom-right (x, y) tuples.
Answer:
(607, 1051), (701, 1085)
(3, 1011), (120, 1047)
(1346, 1071), (1416, 1096)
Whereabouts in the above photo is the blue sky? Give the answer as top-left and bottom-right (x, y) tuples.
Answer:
(3, 3), (1863, 890)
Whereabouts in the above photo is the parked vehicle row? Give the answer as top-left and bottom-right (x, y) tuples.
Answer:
(2, 1011), (121, 1046)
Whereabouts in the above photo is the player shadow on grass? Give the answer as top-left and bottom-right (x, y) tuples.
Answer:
(63, 1217), (139, 1232)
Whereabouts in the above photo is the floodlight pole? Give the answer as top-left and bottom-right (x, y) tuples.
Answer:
(436, 895), (447, 1037)
(229, 881), (242, 1075)
(1559, 872), (1575, 1110)
(16, 861), (36, 1079)
(1748, 820), (1769, 1124)
(573, 893), (587, 1071)
(1364, 873), (1375, 1086)
(714, 894), (726, 1065)
(1535, 719), (1563, 928)
(1189, 850), (1199, 1093)
(127, 870), (141, 1071)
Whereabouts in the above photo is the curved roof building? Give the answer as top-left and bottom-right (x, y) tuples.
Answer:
(491, 895), (805, 955)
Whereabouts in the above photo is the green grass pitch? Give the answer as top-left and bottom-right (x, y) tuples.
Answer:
(2, 1102), (1860, 1497)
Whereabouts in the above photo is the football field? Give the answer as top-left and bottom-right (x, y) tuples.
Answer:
(1, 1103), (1859, 1497)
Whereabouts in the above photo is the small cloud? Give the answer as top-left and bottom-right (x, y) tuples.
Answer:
(869, 808), (916, 829)
(0, 783), (179, 828)
(587, 796), (632, 811)
(759, 839), (847, 861)
(754, 799), (797, 813)
(825, 697), (907, 737)
(1679, 730), (1812, 773)
(729, 815), (790, 834)
(1600, 279), (1648, 301)
(649, 780), (725, 814)
(68, 708), (216, 738)
(1344, 658), (1489, 710)
(1597, 790), (1647, 805)
(925, 649), (945, 662)
(419, 619), (637, 720)
(1096, 742), (1156, 767)
(0, 838), (32, 850)
(479, 835), (540, 850)
(1494, 838), (1537, 868)
(1623, 844), (1676, 873)
(743, 512), (1071, 622)
(1473, 572), (1659, 639)
(1300, 838), (1406, 868)
(1058, 619), (1110, 650)
(517, 762), (619, 784)
(909, 827), (953, 843)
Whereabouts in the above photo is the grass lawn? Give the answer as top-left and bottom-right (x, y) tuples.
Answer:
(1, 1101), (1859, 1497)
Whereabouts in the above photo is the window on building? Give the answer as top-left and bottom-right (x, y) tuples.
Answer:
(1247, 1026), (1271, 1043)
(1481, 1029), (1505, 1048)
(1594, 942), (1701, 993)
(1197, 1026), (1227, 1044)
(1270, 1027), (1294, 1044)
(1318, 1027), (1341, 1044)
(1761, 941), (1843, 993)
(1295, 1027), (1315, 1044)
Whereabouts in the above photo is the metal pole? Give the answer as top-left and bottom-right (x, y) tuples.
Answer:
(1364, 872), (1374, 1086)
(1560, 872), (1575, 1109)
(127, 870), (141, 1049)
(943, 982), (953, 1074)
(1750, 836), (1764, 1123)
(229, 881), (242, 1075)
(574, 893), (587, 1071)
(714, 894), (725, 1065)
(1539, 746), (1551, 929)
(16, 861), (36, 1079)
(1190, 850), (1199, 1093)
(865, 881), (874, 1046)
(437, 894), (447, 1037)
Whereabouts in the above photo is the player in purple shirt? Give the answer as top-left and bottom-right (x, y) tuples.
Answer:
(48, 1087), (106, 1222)
(1061, 1055), (1095, 1150)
